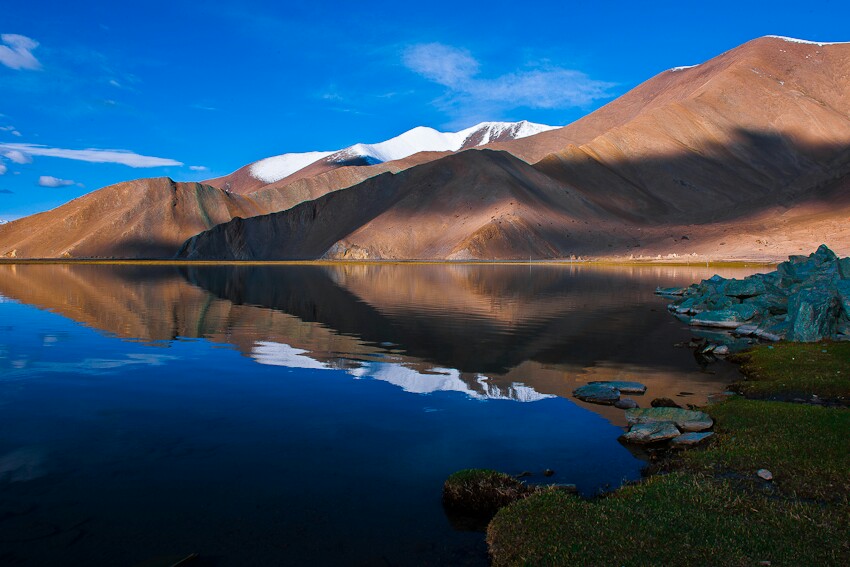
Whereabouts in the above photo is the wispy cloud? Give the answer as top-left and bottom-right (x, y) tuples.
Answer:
(403, 43), (614, 116)
(0, 163), (6, 175)
(0, 34), (41, 71)
(38, 175), (75, 187)
(189, 165), (209, 172)
(1, 149), (31, 164)
(403, 43), (480, 89)
(0, 143), (183, 168)
(0, 126), (22, 137)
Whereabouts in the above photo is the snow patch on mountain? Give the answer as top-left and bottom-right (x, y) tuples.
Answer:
(248, 120), (557, 184)
(765, 35), (850, 47)
(250, 151), (334, 186)
(669, 64), (700, 72)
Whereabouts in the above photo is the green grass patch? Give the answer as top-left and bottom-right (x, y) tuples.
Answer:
(681, 397), (850, 500)
(729, 342), (850, 403)
(487, 472), (849, 567)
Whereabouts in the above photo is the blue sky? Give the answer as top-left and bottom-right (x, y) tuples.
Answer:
(0, 0), (846, 219)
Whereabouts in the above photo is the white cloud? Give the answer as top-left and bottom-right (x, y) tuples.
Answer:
(1, 149), (31, 164)
(0, 34), (41, 71)
(38, 175), (75, 187)
(403, 43), (480, 89)
(0, 163), (5, 175)
(0, 143), (183, 168)
(0, 126), (22, 137)
(403, 43), (615, 111)
(189, 165), (209, 172)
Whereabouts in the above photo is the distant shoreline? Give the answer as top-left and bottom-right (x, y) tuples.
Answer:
(0, 258), (777, 268)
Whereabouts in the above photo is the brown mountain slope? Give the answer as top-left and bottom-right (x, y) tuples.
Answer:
(491, 36), (850, 163)
(178, 36), (850, 261)
(178, 149), (623, 260)
(0, 178), (270, 259)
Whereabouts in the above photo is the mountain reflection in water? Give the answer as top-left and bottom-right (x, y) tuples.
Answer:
(0, 262), (759, 418)
(0, 262), (760, 565)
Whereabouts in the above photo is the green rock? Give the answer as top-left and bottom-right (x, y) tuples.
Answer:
(786, 289), (840, 342)
(620, 421), (680, 444)
(722, 278), (766, 298)
(700, 293), (735, 311)
(625, 407), (714, 432)
(839, 258), (850, 280)
(573, 383), (620, 405)
(589, 380), (647, 394)
(690, 304), (758, 329)
(744, 293), (788, 316)
(835, 280), (850, 318)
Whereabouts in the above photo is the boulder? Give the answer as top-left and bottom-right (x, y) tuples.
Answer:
(670, 432), (715, 447)
(589, 380), (647, 394)
(620, 422), (680, 444)
(835, 280), (850, 318)
(723, 278), (766, 298)
(744, 293), (788, 316)
(713, 344), (730, 355)
(690, 304), (758, 329)
(839, 258), (850, 280)
(625, 407), (714, 432)
(573, 383), (620, 405)
(786, 289), (840, 342)
(614, 398), (639, 410)
(667, 247), (850, 344)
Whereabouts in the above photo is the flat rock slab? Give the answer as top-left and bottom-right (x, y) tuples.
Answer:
(614, 398), (639, 409)
(670, 432), (714, 447)
(690, 306), (757, 329)
(625, 407), (714, 432)
(620, 422), (680, 444)
(573, 384), (620, 405)
(589, 380), (647, 394)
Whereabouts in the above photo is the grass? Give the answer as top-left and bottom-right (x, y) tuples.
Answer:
(487, 472), (848, 567)
(729, 341), (850, 403)
(681, 397), (850, 500)
(443, 469), (535, 518)
(485, 345), (850, 566)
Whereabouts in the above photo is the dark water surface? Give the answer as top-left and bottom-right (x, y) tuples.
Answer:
(0, 263), (759, 566)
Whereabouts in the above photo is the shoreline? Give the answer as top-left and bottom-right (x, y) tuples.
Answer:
(0, 258), (778, 267)
(485, 343), (850, 565)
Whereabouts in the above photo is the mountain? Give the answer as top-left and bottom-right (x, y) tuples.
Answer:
(0, 122), (554, 259)
(180, 36), (850, 261)
(204, 120), (556, 194)
(0, 178), (273, 259)
(5, 36), (850, 261)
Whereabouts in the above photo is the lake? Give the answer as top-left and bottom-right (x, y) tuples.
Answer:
(0, 263), (759, 566)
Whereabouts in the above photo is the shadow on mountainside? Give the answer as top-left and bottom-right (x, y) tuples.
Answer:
(178, 128), (850, 260)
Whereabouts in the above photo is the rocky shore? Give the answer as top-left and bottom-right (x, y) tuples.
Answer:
(658, 245), (850, 348)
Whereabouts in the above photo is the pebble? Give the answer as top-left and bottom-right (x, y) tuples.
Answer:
(614, 398), (639, 409)
(757, 469), (773, 481)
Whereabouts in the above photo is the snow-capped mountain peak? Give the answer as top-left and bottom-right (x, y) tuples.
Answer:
(248, 120), (558, 184)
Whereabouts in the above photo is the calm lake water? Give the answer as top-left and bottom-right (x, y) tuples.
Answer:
(0, 263), (759, 566)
